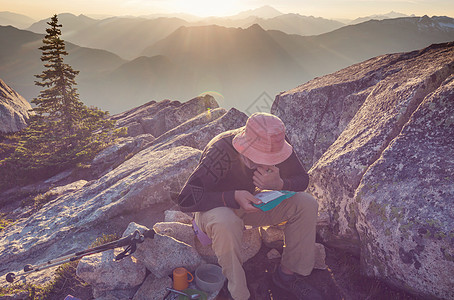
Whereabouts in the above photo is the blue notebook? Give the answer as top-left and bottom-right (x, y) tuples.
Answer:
(253, 190), (296, 211)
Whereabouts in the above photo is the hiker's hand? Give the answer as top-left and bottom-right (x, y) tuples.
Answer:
(253, 166), (284, 190)
(234, 190), (261, 213)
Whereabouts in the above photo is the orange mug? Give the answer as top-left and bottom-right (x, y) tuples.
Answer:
(173, 267), (194, 290)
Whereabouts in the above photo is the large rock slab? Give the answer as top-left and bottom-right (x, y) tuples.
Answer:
(151, 107), (248, 151)
(0, 78), (32, 133)
(312, 43), (453, 246)
(89, 134), (155, 177)
(0, 146), (201, 278)
(274, 43), (454, 245)
(109, 96), (247, 153)
(272, 55), (397, 170)
(272, 42), (454, 299)
(356, 75), (454, 299)
(273, 43), (454, 171)
(111, 95), (219, 138)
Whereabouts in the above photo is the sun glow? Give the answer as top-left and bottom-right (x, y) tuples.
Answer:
(169, 0), (243, 17)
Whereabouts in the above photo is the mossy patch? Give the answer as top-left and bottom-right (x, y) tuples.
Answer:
(0, 213), (14, 231)
(368, 201), (388, 222)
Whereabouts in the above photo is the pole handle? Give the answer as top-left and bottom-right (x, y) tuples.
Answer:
(6, 273), (15, 283)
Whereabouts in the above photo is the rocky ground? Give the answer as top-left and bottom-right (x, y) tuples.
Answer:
(239, 244), (421, 300)
(26, 202), (422, 300)
(37, 242), (422, 300)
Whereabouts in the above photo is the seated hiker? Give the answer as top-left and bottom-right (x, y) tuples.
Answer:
(177, 112), (322, 300)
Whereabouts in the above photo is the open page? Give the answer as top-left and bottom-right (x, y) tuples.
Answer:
(255, 191), (285, 204)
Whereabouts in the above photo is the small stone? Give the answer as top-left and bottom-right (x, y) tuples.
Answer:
(164, 210), (193, 224)
(124, 222), (204, 278)
(76, 248), (146, 295)
(133, 275), (172, 300)
(153, 221), (195, 246)
(267, 249), (281, 260)
(260, 226), (284, 248)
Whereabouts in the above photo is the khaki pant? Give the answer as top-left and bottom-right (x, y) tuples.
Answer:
(194, 192), (318, 300)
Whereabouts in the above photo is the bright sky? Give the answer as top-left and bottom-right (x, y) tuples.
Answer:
(1, 0), (453, 20)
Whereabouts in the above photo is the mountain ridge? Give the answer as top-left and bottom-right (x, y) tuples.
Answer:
(0, 11), (36, 29)
(26, 14), (190, 59)
(349, 11), (411, 24)
(0, 25), (126, 109)
(1, 16), (454, 114)
(254, 13), (345, 36)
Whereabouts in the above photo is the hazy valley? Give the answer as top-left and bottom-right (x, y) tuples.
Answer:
(1, 7), (454, 114)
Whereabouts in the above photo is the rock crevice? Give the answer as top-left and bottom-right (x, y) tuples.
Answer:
(359, 58), (454, 188)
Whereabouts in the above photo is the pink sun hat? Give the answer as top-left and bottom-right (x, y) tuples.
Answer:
(232, 112), (293, 165)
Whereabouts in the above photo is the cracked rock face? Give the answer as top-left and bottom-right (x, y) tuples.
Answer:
(356, 75), (454, 300)
(0, 145), (202, 280)
(272, 42), (454, 299)
(0, 78), (32, 133)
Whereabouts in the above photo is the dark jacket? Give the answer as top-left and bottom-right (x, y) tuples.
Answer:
(177, 128), (309, 212)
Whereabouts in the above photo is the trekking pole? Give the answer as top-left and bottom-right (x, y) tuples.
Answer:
(5, 229), (155, 283)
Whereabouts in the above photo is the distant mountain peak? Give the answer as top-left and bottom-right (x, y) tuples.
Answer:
(253, 5), (282, 13)
(247, 23), (266, 31)
(383, 11), (408, 17)
(28, 13), (98, 33)
(231, 5), (283, 20)
(350, 11), (410, 24)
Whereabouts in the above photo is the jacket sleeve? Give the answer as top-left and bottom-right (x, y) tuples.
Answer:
(280, 150), (309, 192)
(177, 140), (240, 212)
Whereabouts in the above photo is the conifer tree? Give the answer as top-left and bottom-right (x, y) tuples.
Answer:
(0, 15), (124, 191)
(33, 14), (82, 134)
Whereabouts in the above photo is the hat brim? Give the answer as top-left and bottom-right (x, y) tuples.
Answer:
(232, 127), (293, 165)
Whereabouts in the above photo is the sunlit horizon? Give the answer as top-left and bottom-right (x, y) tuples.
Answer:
(1, 0), (454, 21)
